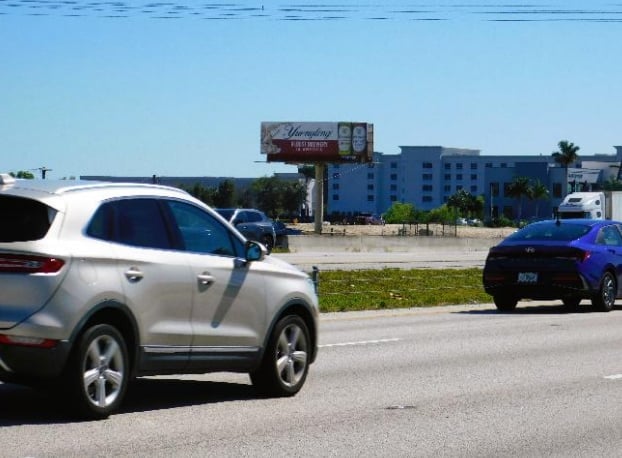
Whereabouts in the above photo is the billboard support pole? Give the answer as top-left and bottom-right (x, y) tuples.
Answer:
(314, 163), (325, 234)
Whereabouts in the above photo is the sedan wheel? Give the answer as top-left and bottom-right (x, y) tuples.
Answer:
(592, 271), (617, 312)
(251, 315), (310, 397)
(65, 324), (129, 419)
(261, 235), (274, 253)
(493, 295), (517, 312)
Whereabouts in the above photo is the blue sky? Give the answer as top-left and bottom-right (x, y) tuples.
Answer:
(1, 1), (621, 179)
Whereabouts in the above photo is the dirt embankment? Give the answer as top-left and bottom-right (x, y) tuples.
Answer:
(289, 223), (516, 239)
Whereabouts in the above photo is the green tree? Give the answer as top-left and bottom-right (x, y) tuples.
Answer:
(251, 176), (307, 218)
(426, 204), (455, 223)
(281, 181), (307, 217)
(552, 140), (580, 195)
(528, 179), (550, 218)
(506, 176), (531, 222)
(383, 202), (416, 224)
(252, 176), (282, 217)
(447, 189), (478, 218)
(180, 183), (217, 205)
(213, 179), (235, 208)
(604, 177), (622, 191)
(9, 171), (35, 179)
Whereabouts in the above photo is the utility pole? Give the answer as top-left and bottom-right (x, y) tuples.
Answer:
(32, 167), (53, 179)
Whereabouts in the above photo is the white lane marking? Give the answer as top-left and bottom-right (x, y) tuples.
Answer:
(604, 374), (622, 380)
(320, 338), (400, 348)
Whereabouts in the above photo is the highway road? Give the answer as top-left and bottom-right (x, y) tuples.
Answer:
(3, 303), (622, 457)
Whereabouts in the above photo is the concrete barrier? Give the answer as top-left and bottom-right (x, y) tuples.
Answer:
(286, 235), (502, 253)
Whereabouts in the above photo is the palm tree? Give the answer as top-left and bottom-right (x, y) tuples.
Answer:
(552, 140), (580, 195)
(506, 176), (531, 222)
(528, 179), (550, 219)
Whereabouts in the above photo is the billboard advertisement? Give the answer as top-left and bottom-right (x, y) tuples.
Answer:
(261, 122), (373, 163)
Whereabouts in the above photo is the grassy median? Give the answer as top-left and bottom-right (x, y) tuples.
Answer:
(316, 268), (491, 313)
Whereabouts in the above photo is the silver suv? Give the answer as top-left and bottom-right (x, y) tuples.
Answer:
(0, 175), (319, 419)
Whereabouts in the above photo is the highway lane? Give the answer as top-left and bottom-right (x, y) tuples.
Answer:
(3, 303), (622, 457)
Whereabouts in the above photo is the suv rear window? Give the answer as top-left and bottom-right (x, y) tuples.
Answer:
(0, 196), (54, 242)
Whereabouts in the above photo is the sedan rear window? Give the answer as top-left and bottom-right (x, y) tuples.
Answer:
(507, 222), (592, 242)
(0, 196), (54, 242)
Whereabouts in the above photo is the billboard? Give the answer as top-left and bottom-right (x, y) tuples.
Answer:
(261, 122), (374, 163)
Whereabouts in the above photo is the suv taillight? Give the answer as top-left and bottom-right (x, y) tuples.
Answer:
(0, 254), (65, 274)
(0, 334), (58, 348)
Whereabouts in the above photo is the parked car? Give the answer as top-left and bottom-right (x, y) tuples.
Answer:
(215, 208), (277, 252)
(273, 220), (303, 236)
(0, 175), (319, 419)
(483, 218), (622, 312)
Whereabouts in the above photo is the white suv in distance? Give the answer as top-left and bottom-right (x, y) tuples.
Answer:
(0, 175), (319, 419)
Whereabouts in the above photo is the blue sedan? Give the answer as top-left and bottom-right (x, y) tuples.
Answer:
(483, 219), (622, 312)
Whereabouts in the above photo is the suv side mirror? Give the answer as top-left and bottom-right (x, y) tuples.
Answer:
(245, 240), (266, 262)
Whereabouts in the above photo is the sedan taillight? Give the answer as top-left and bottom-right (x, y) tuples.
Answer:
(0, 254), (65, 274)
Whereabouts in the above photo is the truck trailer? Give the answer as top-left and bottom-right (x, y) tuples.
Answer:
(557, 191), (622, 220)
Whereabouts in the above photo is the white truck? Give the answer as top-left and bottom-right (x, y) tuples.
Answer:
(557, 191), (622, 220)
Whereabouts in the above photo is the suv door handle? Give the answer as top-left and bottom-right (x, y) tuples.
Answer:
(125, 267), (143, 282)
(197, 273), (215, 286)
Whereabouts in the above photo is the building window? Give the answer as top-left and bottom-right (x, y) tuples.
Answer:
(456, 174), (463, 181)
(444, 174), (451, 180)
(470, 185), (477, 193)
(332, 194), (339, 201)
(553, 183), (562, 198)
(367, 184), (374, 191)
(444, 184), (451, 192)
(367, 163), (375, 168)
(500, 163), (507, 168)
(390, 173), (397, 180)
(490, 182), (500, 197)
(456, 185), (463, 191)
(423, 162), (433, 169)
(390, 184), (397, 191)
(456, 163), (463, 170)
(422, 173), (432, 180)
(422, 196), (433, 202)
(367, 195), (374, 202)
(422, 185), (433, 191)
(390, 162), (398, 169)
(367, 172), (374, 179)
(332, 183), (339, 190)
(471, 174), (477, 180)
(444, 163), (451, 170)
(485, 162), (492, 168)
(470, 163), (478, 170)
(390, 195), (397, 201)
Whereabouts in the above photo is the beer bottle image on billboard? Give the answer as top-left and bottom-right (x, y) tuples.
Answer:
(352, 123), (367, 155)
(338, 122), (352, 156)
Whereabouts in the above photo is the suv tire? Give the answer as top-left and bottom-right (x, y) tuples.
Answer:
(251, 315), (310, 397)
(65, 324), (130, 419)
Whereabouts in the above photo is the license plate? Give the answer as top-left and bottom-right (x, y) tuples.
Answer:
(518, 272), (538, 283)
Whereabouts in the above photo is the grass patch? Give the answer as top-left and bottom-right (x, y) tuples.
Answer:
(316, 268), (491, 313)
